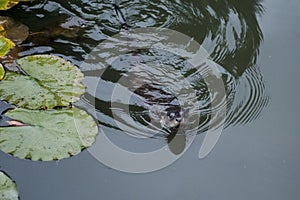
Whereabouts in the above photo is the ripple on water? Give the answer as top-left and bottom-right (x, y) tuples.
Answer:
(79, 35), (268, 141)
(4, 0), (268, 140)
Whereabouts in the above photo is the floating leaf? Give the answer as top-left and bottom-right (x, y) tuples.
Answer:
(0, 171), (19, 200)
(0, 17), (29, 73)
(0, 35), (15, 57)
(0, 0), (31, 10)
(0, 0), (18, 10)
(0, 55), (85, 109)
(0, 64), (4, 80)
(0, 107), (98, 161)
(0, 25), (5, 36)
(0, 16), (29, 44)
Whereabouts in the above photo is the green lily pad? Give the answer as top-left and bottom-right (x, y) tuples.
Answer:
(0, 0), (31, 10)
(0, 64), (4, 80)
(0, 35), (15, 57)
(0, 55), (85, 109)
(0, 171), (19, 200)
(0, 107), (98, 161)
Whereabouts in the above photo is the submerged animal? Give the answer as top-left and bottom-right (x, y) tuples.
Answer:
(132, 82), (189, 130)
(112, 4), (190, 130)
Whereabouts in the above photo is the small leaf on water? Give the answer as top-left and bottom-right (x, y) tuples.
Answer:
(0, 0), (31, 10)
(0, 64), (5, 80)
(0, 107), (98, 161)
(0, 171), (19, 200)
(0, 16), (29, 44)
(0, 25), (6, 36)
(0, 35), (15, 57)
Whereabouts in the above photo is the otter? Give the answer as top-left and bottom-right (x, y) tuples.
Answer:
(131, 82), (189, 130)
(112, 4), (190, 130)
(160, 107), (189, 129)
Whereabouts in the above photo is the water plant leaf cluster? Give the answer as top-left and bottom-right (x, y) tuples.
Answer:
(0, 171), (18, 200)
(0, 55), (98, 161)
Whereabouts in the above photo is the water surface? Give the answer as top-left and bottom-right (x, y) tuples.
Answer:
(0, 0), (299, 199)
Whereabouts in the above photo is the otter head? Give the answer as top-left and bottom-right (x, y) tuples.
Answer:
(159, 107), (189, 129)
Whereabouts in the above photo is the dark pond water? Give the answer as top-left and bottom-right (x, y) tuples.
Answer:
(0, 0), (300, 199)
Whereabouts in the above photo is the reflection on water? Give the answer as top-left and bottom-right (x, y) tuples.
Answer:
(3, 0), (268, 150)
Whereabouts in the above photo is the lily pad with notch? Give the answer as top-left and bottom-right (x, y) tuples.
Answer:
(0, 107), (98, 161)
